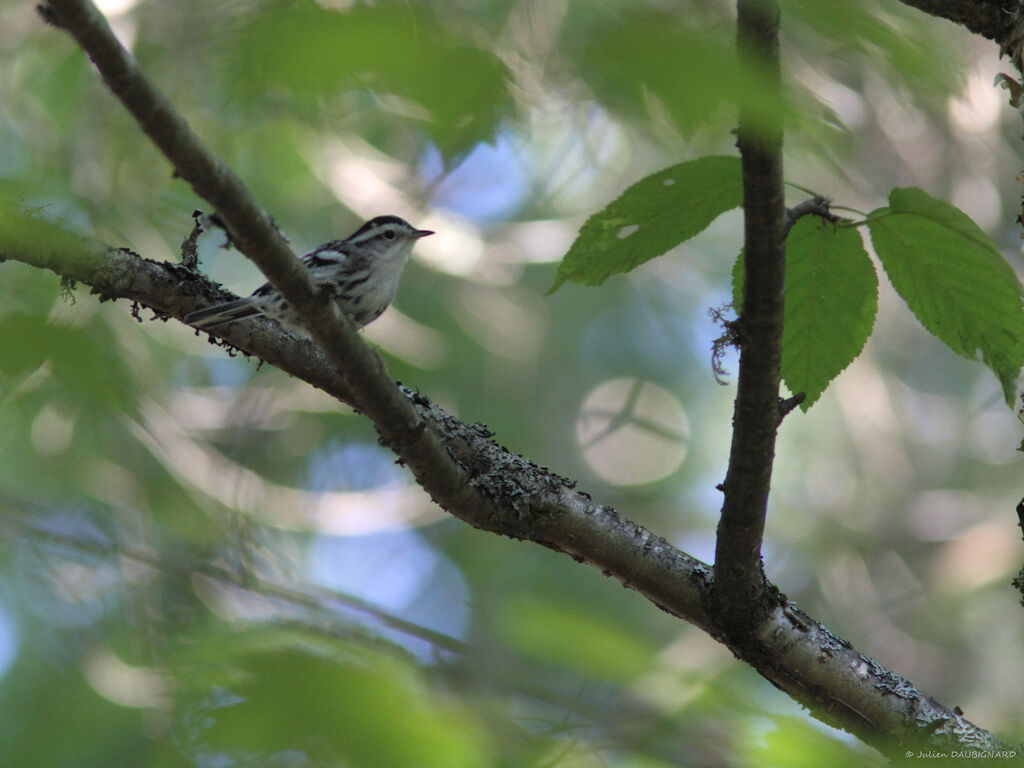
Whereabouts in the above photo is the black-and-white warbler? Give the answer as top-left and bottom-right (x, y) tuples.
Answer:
(185, 215), (432, 333)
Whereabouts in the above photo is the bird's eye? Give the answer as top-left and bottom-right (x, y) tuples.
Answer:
(383, 230), (396, 240)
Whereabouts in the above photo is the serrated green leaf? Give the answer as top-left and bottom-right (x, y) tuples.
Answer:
(781, 219), (877, 409)
(733, 219), (878, 409)
(549, 155), (742, 293)
(868, 187), (1024, 405)
(731, 246), (745, 308)
(231, 1), (511, 160)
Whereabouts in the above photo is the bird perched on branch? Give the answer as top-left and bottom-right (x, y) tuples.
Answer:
(185, 215), (433, 333)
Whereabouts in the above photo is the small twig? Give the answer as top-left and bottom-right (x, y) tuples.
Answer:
(784, 195), (838, 236)
(709, 305), (740, 385)
(777, 392), (805, 422)
(179, 212), (203, 269)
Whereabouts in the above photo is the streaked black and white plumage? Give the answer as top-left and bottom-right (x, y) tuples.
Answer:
(185, 215), (432, 334)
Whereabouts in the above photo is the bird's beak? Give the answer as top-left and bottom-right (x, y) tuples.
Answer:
(414, 229), (434, 238)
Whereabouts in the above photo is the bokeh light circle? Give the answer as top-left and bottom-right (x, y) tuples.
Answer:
(575, 378), (690, 486)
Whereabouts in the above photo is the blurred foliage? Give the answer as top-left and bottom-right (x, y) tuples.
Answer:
(567, 11), (792, 139)
(2, 0), (1024, 766)
(228, 1), (513, 162)
(196, 640), (490, 766)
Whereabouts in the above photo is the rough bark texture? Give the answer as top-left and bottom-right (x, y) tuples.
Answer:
(896, 0), (1024, 72)
(711, 0), (786, 633)
(4, 233), (1013, 758)
(896, 0), (1019, 44)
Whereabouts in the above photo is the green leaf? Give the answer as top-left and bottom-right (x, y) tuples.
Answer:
(868, 187), (1024, 405)
(733, 219), (878, 409)
(549, 155), (743, 293)
(231, 1), (512, 160)
(782, 219), (878, 409)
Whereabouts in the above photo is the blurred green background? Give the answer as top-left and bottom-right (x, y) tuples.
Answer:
(1, 0), (1022, 764)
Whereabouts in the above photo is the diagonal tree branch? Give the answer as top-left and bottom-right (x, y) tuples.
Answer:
(14, 0), (1018, 757)
(2, 228), (716, 630)
(39, 0), (497, 542)
(3, 227), (1013, 758)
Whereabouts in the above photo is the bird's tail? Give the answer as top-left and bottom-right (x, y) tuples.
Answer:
(185, 298), (262, 329)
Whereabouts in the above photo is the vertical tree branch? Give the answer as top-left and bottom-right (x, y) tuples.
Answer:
(712, 0), (786, 630)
